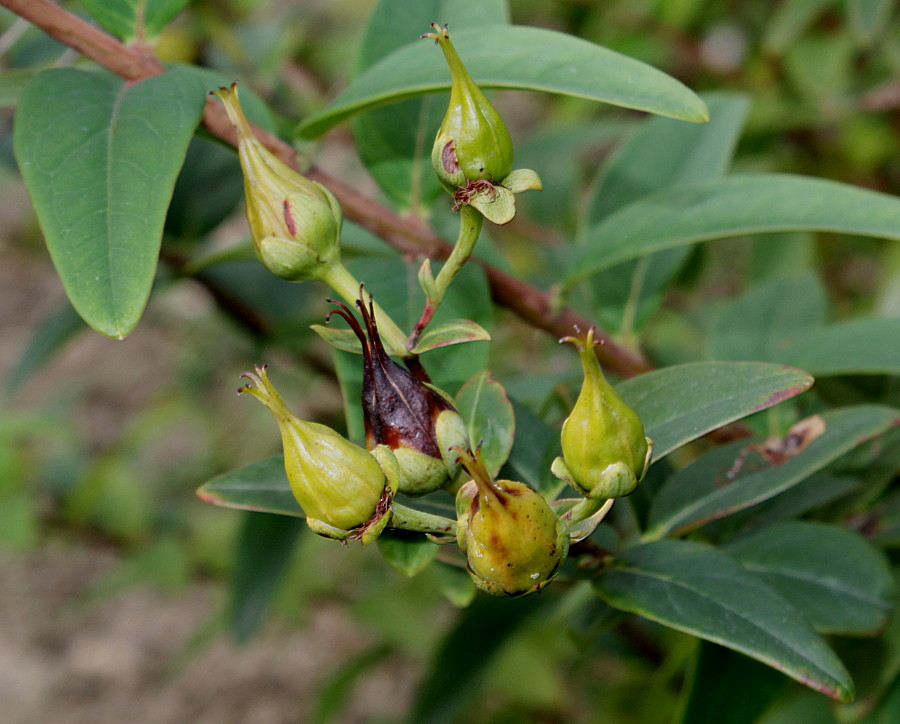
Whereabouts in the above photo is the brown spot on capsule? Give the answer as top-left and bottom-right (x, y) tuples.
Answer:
(442, 140), (460, 173)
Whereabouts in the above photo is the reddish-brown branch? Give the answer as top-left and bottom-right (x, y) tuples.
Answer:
(2, 0), (651, 378)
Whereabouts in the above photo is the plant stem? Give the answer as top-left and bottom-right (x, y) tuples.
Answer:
(408, 205), (483, 348)
(390, 502), (456, 538)
(321, 262), (410, 358)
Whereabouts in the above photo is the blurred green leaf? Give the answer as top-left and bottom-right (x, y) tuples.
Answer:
(763, 0), (834, 56)
(197, 456), (300, 517)
(617, 362), (814, 461)
(411, 593), (553, 723)
(708, 273), (828, 361)
(647, 406), (900, 538)
(499, 399), (559, 497)
(594, 539), (854, 701)
(568, 175), (900, 287)
(309, 644), (394, 724)
(677, 641), (787, 724)
(777, 319), (900, 376)
(5, 302), (84, 399)
(351, 0), (508, 210)
(377, 530), (438, 577)
(846, 0), (894, 45)
(584, 92), (750, 334)
(297, 26), (709, 138)
(14, 67), (205, 338)
(230, 511), (304, 643)
(0, 69), (33, 109)
(80, 0), (189, 41)
(724, 521), (895, 635)
(455, 371), (515, 477)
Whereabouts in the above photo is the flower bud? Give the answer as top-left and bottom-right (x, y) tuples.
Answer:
(455, 448), (568, 597)
(238, 365), (396, 543)
(424, 23), (513, 192)
(326, 294), (469, 496)
(552, 328), (653, 499)
(212, 84), (341, 281)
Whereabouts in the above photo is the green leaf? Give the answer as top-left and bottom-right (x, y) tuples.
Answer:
(14, 67), (205, 338)
(411, 594), (553, 724)
(583, 92), (750, 334)
(594, 539), (854, 701)
(724, 521), (895, 635)
(647, 406), (900, 538)
(846, 0), (894, 45)
(351, 0), (508, 209)
(310, 325), (363, 354)
(763, 0), (834, 56)
(297, 26), (709, 138)
(708, 272), (829, 361)
(0, 69), (33, 109)
(80, 0), (189, 41)
(377, 530), (438, 577)
(568, 174), (900, 288)
(197, 456), (301, 518)
(5, 302), (84, 399)
(776, 319), (900, 376)
(455, 371), (515, 477)
(499, 399), (560, 497)
(308, 644), (394, 724)
(410, 319), (491, 354)
(616, 362), (814, 461)
(229, 511), (303, 643)
(677, 641), (788, 724)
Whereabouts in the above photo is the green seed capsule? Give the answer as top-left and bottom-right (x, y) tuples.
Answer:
(455, 449), (568, 597)
(552, 328), (653, 500)
(212, 84), (341, 281)
(238, 365), (396, 543)
(425, 23), (513, 192)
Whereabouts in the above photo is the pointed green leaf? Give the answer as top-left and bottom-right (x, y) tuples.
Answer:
(455, 371), (515, 477)
(647, 406), (900, 538)
(594, 539), (854, 701)
(310, 325), (364, 354)
(197, 456), (301, 518)
(410, 319), (491, 354)
(568, 174), (900, 288)
(616, 362), (814, 461)
(297, 26), (709, 138)
(724, 522), (895, 635)
(14, 67), (206, 338)
(80, 0), (190, 41)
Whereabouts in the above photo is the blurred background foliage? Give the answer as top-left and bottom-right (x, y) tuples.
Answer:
(0, 0), (898, 722)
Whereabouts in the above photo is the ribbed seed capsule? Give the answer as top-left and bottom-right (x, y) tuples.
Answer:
(455, 448), (568, 597)
(212, 84), (341, 281)
(238, 365), (397, 543)
(326, 293), (469, 495)
(551, 328), (653, 500)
